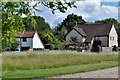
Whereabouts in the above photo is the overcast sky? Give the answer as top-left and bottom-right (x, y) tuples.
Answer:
(31, 0), (119, 28)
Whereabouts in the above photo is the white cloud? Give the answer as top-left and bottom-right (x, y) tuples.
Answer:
(32, 0), (118, 27)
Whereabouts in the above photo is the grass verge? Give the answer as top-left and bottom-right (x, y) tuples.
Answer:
(3, 61), (118, 79)
(2, 51), (118, 70)
(2, 51), (118, 79)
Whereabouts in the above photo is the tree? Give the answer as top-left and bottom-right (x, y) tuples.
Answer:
(41, 1), (77, 14)
(95, 18), (118, 24)
(53, 25), (67, 40)
(2, 2), (28, 49)
(2, 1), (77, 49)
(40, 31), (60, 49)
(23, 16), (51, 34)
(54, 13), (86, 40)
(58, 13), (86, 32)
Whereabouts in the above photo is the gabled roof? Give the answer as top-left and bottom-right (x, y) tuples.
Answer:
(17, 31), (35, 38)
(74, 27), (87, 37)
(76, 23), (113, 42)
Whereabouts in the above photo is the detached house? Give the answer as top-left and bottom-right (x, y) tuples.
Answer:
(66, 23), (118, 49)
(16, 31), (44, 51)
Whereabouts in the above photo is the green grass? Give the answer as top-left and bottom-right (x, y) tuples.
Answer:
(3, 61), (118, 79)
(2, 51), (118, 70)
(2, 51), (118, 78)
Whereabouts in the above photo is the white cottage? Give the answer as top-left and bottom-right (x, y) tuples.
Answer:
(66, 23), (118, 48)
(16, 31), (44, 51)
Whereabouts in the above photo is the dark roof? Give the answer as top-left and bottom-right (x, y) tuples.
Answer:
(76, 23), (113, 42)
(74, 27), (87, 37)
(17, 31), (35, 38)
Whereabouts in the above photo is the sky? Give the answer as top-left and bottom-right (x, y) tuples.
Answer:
(30, 0), (119, 28)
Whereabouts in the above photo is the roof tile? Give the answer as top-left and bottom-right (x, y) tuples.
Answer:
(18, 31), (35, 38)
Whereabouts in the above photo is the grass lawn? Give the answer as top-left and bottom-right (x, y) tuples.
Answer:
(2, 51), (118, 79)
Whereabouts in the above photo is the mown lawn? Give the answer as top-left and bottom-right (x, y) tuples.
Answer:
(2, 51), (118, 79)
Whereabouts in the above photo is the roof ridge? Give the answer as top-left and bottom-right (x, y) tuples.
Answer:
(74, 27), (87, 37)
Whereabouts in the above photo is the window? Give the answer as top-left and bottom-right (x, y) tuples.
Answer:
(71, 36), (77, 42)
(110, 36), (114, 40)
(23, 38), (27, 42)
(110, 36), (112, 40)
(113, 37), (114, 40)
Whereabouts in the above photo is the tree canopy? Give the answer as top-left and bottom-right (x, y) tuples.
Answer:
(23, 16), (51, 34)
(53, 13), (86, 40)
(57, 13), (86, 31)
(95, 18), (118, 24)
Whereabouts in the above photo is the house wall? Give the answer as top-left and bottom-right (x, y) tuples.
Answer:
(33, 32), (44, 49)
(83, 38), (86, 42)
(16, 38), (33, 51)
(99, 36), (108, 47)
(66, 29), (84, 43)
(90, 39), (94, 48)
(109, 25), (118, 47)
(93, 36), (108, 47)
(21, 38), (33, 48)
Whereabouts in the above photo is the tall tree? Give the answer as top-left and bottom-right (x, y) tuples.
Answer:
(2, 2), (32, 49)
(23, 16), (51, 34)
(58, 13), (86, 32)
(54, 13), (86, 40)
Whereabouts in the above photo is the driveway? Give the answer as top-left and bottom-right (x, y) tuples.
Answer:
(53, 67), (119, 78)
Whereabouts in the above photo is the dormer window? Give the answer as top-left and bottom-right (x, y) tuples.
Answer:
(23, 38), (27, 42)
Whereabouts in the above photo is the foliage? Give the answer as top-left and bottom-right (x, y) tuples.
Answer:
(23, 16), (51, 34)
(95, 18), (118, 24)
(53, 25), (67, 41)
(54, 13), (86, 40)
(40, 31), (54, 44)
(40, 31), (60, 49)
(58, 13), (86, 31)
(41, 1), (77, 14)
(2, 2), (37, 49)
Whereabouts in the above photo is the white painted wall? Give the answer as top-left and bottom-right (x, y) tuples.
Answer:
(83, 38), (86, 42)
(109, 25), (118, 47)
(66, 29), (84, 43)
(33, 32), (44, 49)
(90, 38), (94, 49)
